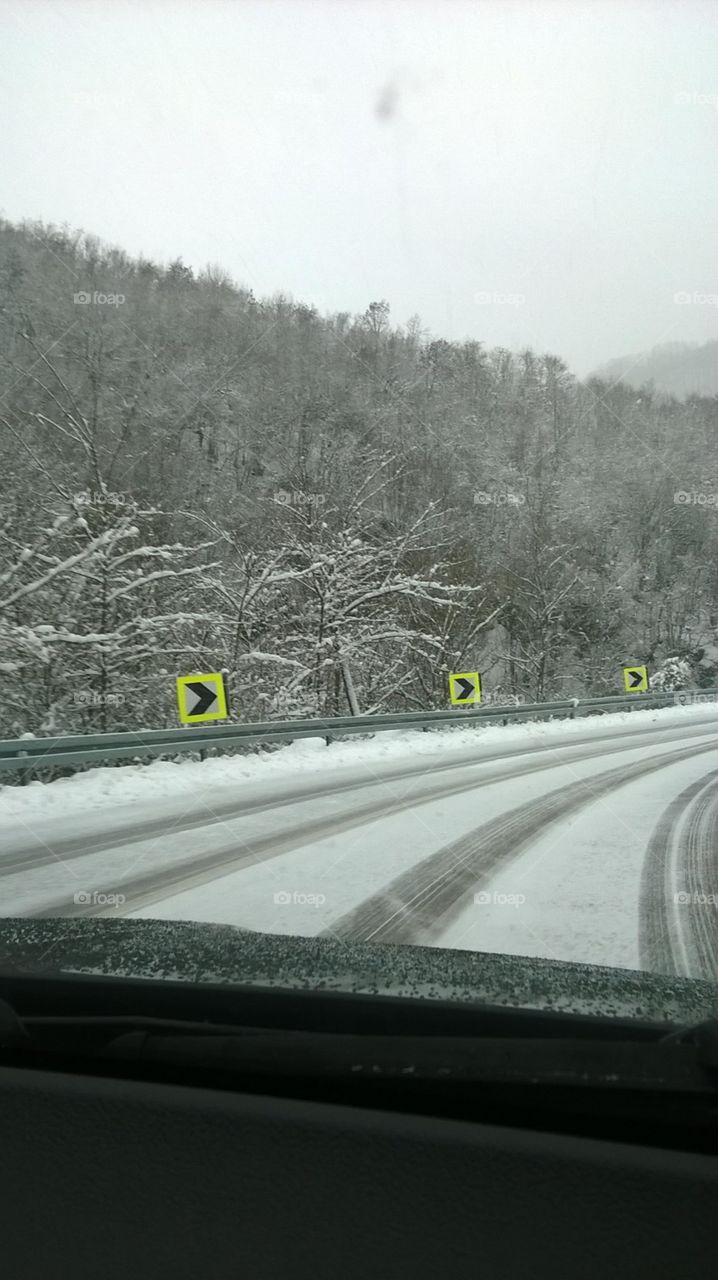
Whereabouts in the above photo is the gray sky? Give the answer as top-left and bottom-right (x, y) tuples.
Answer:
(2, 0), (718, 374)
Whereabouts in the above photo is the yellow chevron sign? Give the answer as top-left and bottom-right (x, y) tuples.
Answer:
(623, 665), (649, 693)
(449, 672), (482, 705)
(176, 672), (228, 724)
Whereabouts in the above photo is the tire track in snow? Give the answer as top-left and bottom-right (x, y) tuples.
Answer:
(327, 740), (718, 946)
(22, 729), (718, 919)
(13, 735), (648, 915)
(7, 717), (718, 877)
(639, 770), (718, 979)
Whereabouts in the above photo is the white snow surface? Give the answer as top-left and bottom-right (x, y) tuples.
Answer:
(3, 702), (718, 832)
(126, 732), (718, 946)
(4, 703), (718, 979)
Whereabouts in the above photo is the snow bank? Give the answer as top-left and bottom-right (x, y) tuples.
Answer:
(2, 701), (718, 832)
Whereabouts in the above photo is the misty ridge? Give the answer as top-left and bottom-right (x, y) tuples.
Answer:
(1, 216), (718, 741)
(592, 340), (718, 399)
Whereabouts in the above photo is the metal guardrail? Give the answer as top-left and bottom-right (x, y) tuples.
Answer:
(1, 688), (717, 781)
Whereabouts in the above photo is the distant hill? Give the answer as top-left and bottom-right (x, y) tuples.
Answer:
(591, 341), (718, 398)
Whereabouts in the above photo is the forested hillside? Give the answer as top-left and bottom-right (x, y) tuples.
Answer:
(1, 217), (718, 738)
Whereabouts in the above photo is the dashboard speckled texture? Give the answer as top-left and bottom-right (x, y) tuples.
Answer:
(1, 918), (716, 1023)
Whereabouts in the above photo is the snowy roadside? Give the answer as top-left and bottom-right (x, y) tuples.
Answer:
(2, 701), (718, 835)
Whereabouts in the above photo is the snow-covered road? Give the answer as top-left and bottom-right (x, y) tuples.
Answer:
(3, 705), (718, 981)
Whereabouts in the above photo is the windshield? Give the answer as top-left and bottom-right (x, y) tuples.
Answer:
(2, 0), (718, 1018)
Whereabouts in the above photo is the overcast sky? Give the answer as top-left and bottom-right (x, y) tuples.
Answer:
(1, 0), (718, 373)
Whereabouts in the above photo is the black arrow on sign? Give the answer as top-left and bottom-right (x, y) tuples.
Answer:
(185, 681), (217, 716)
(455, 677), (477, 699)
(628, 670), (644, 689)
